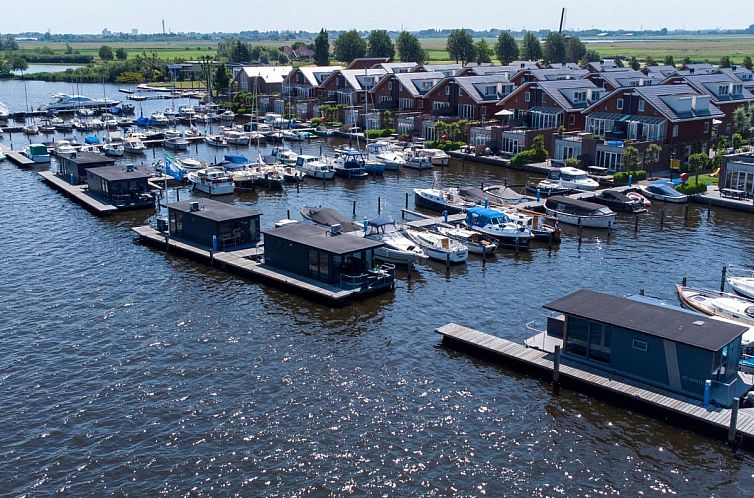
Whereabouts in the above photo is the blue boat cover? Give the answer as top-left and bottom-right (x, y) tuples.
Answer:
(224, 153), (248, 164)
(466, 206), (507, 219)
(84, 136), (101, 144)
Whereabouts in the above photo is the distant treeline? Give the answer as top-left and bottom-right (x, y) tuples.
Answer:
(19, 53), (93, 64)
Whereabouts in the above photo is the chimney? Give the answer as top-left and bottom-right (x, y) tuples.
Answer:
(689, 68), (695, 75)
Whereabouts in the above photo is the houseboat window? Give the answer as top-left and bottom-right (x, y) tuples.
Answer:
(588, 323), (611, 363)
(308, 249), (329, 281)
(632, 339), (648, 352)
(565, 318), (589, 356)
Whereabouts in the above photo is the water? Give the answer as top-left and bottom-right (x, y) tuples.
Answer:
(14, 64), (85, 75)
(2, 80), (754, 496)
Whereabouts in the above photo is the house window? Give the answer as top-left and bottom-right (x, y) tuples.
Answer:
(616, 98), (624, 110)
(718, 85), (729, 96)
(573, 91), (586, 102)
(388, 82), (393, 91)
(704, 121), (710, 133)
(445, 85), (450, 96)
(632, 339), (648, 352)
(399, 98), (414, 110)
(732, 84), (742, 95)
(524, 91), (531, 103)
(458, 104), (475, 119)
(638, 99), (645, 112)
(568, 114), (576, 125)
(672, 124), (679, 137)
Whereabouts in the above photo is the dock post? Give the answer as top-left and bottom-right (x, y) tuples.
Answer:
(634, 215), (639, 235)
(553, 345), (561, 388)
(296, 181), (300, 193)
(446, 252), (450, 271)
(212, 235), (218, 254)
(164, 234), (169, 252)
(682, 276), (687, 286)
(352, 200), (356, 217)
(443, 210), (448, 223)
(728, 398), (740, 445)
(515, 235), (519, 254)
(577, 224), (583, 245)
(548, 233), (553, 250)
(640, 288), (645, 295)
(684, 204), (689, 221)
(721, 265), (727, 292)
(176, 188), (180, 202)
(660, 209), (665, 229)
(287, 209), (290, 219)
(378, 196), (381, 214)
(708, 197), (712, 221)
(536, 187), (541, 202)
(405, 192), (409, 209)
(703, 380), (711, 407)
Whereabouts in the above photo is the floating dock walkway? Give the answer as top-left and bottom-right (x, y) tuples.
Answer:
(132, 226), (368, 305)
(5, 151), (36, 167)
(436, 323), (754, 449)
(37, 171), (118, 214)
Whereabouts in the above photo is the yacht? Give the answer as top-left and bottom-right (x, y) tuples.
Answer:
(402, 149), (433, 170)
(333, 151), (368, 179)
(271, 146), (299, 165)
(22, 123), (39, 135)
(361, 219), (429, 265)
(413, 187), (470, 214)
(405, 229), (468, 264)
(22, 143), (51, 163)
(295, 155), (335, 180)
(219, 110), (236, 122)
(223, 129), (250, 146)
(102, 142), (125, 157)
(726, 269), (754, 300)
(366, 142), (405, 171)
(123, 137), (147, 154)
(464, 207), (533, 250)
(592, 189), (647, 213)
(424, 148), (450, 166)
(181, 158), (205, 171)
(38, 94), (119, 112)
(188, 167), (235, 195)
(204, 134), (228, 147)
(547, 167), (599, 191)
(164, 136), (189, 151)
(54, 140), (77, 158)
(639, 181), (688, 203)
(676, 284), (754, 327)
(164, 127), (182, 139)
(149, 112), (169, 127)
(544, 196), (616, 228)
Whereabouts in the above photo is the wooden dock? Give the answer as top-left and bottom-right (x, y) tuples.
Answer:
(5, 151), (36, 167)
(37, 171), (118, 215)
(436, 323), (754, 449)
(132, 225), (367, 305)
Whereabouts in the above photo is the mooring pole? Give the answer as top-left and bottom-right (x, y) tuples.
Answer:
(721, 264), (727, 292)
(728, 398), (740, 445)
(553, 345), (561, 387)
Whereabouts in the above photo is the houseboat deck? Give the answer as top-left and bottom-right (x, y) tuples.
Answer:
(132, 225), (366, 304)
(436, 322), (754, 448)
(38, 171), (118, 214)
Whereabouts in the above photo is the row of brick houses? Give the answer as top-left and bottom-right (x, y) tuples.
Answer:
(232, 58), (754, 171)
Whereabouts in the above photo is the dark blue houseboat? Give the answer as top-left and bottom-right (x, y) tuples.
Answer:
(167, 199), (262, 250)
(85, 164), (155, 209)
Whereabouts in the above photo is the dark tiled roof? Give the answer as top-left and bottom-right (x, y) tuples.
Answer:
(455, 74), (514, 103)
(634, 84), (725, 121)
(544, 289), (748, 351)
(537, 79), (602, 111)
(393, 71), (445, 97)
(264, 223), (383, 254)
(61, 151), (116, 166)
(682, 73), (754, 103)
(169, 199), (261, 222)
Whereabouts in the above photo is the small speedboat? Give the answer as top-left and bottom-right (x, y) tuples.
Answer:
(626, 191), (651, 208)
(402, 149), (433, 170)
(544, 196), (616, 228)
(102, 142), (125, 157)
(434, 225), (497, 255)
(414, 187), (470, 214)
(164, 136), (189, 151)
(592, 189), (647, 213)
(123, 137), (147, 154)
(727, 270), (754, 300)
(205, 134), (228, 147)
(181, 158), (205, 171)
(54, 140), (77, 158)
(526, 179), (571, 196)
(405, 229), (468, 264)
(277, 165), (305, 183)
(464, 207), (533, 250)
(188, 167), (235, 195)
(639, 181), (688, 203)
(361, 219), (429, 265)
(22, 124), (39, 135)
(676, 284), (754, 327)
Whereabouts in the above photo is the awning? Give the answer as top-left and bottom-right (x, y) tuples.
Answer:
(713, 119), (723, 125)
(495, 109), (514, 116)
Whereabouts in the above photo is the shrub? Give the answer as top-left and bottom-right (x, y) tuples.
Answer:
(612, 169), (647, 184)
(676, 178), (708, 195)
(310, 117), (321, 127)
(510, 149), (538, 168)
(613, 171), (628, 184)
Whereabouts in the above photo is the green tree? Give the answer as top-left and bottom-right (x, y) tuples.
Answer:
(278, 52), (289, 64)
(10, 56), (27, 72)
(495, 31), (518, 64)
(367, 29), (394, 60)
(474, 39), (492, 64)
(614, 56), (624, 68)
(521, 31), (542, 61)
(733, 106), (752, 136)
(65, 43), (74, 55)
(98, 45), (114, 61)
(532, 134), (548, 161)
(213, 62), (230, 93)
(115, 47), (127, 60)
(333, 29), (367, 64)
(446, 29), (475, 65)
(623, 145), (640, 171)
(732, 132), (745, 149)
(645, 56), (657, 66)
(688, 152), (709, 184)
(580, 49), (601, 65)
(720, 55), (732, 68)
(664, 55), (675, 66)
(314, 28), (330, 65)
(744, 56), (753, 70)
(395, 31), (425, 64)
(643, 143), (662, 177)
(230, 40), (250, 62)
(543, 32), (566, 65)
(565, 35), (586, 63)
(629, 56), (640, 70)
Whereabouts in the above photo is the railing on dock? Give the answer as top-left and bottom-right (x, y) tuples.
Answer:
(340, 263), (395, 291)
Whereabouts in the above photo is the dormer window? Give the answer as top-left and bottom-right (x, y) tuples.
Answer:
(719, 85), (729, 95)
(638, 99), (645, 112)
(484, 85), (497, 96)
(573, 91), (586, 102)
(616, 98), (624, 110)
(732, 84), (743, 95)
(524, 91), (531, 102)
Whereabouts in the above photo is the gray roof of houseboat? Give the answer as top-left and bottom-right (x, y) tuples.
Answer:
(546, 195), (605, 210)
(61, 151), (116, 165)
(169, 199), (261, 222)
(263, 223), (383, 254)
(87, 165), (153, 181)
(544, 289), (748, 351)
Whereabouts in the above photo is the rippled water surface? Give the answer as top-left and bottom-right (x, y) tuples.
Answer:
(2, 81), (754, 496)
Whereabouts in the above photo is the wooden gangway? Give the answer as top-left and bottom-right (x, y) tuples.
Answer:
(37, 171), (118, 214)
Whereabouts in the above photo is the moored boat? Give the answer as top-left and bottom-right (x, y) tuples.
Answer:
(188, 167), (235, 195)
(434, 225), (497, 254)
(727, 269), (754, 300)
(676, 284), (754, 327)
(205, 134), (228, 147)
(333, 151), (369, 179)
(547, 166), (599, 191)
(639, 181), (688, 203)
(405, 229), (468, 264)
(592, 189), (647, 213)
(164, 136), (189, 151)
(102, 142), (125, 157)
(544, 196), (616, 228)
(295, 155), (335, 180)
(361, 219), (429, 265)
(413, 187), (470, 214)
(23, 143), (51, 163)
(123, 137), (147, 154)
(464, 207), (532, 250)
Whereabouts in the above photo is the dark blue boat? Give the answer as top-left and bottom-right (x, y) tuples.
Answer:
(333, 151), (368, 179)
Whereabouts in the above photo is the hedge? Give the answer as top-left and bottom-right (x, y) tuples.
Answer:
(676, 178), (708, 195)
(613, 170), (648, 184)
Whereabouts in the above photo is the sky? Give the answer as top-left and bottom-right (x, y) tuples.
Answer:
(1, 0), (752, 34)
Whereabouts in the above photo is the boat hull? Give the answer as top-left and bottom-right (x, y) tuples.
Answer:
(544, 207), (615, 228)
(727, 277), (754, 301)
(334, 168), (368, 179)
(414, 192), (464, 214)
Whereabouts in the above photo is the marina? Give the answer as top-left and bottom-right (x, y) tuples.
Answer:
(3, 54), (754, 495)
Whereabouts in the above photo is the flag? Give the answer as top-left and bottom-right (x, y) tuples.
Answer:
(164, 152), (185, 181)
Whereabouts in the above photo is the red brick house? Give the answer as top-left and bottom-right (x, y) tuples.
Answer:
(283, 65), (342, 100)
(498, 79), (606, 131)
(346, 57), (390, 70)
(674, 73), (754, 135)
(369, 71), (445, 112)
(318, 68), (388, 105)
(586, 69), (660, 92)
(509, 67), (589, 86)
(422, 74), (515, 119)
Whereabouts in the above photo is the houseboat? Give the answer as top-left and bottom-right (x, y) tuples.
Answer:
(544, 196), (616, 228)
(58, 151), (116, 184)
(85, 164), (155, 209)
(188, 167), (235, 195)
(463, 207), (533, 250)
(167, 199), (261, 250)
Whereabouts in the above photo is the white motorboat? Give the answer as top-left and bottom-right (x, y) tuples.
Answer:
(405, 229), (468, 264)
(434, 225), (497, 254)
(414, 188), (470, 214)
(181, 158), (205, 171)
(205, 134), (228, 147)
(0, 101), (8, 122)
(424, 148), (450, 166)
(55, 140), (77, 158)
(164, 127), (182, 138)
(271, 146), (298, 165)
(164, 136), (189, 151)
(402, 149), (433, 170)
(22, 124), (39, 135)
(22, 143), (51, 163)
(123, 137), (147, 154)
(526, 178), (572, 196)
(188, 167), (235, 195)
(361, 219), (429, 265)
(223, 129), (250, 145)
(219, 110), (236, 122)
(626, 191), (652, 208)
(149, 112), (169, 127)
(464, 207), (533, 250)
(676, 284), (754, 327)
(544, 196), (616, 229)
(727, 269), (754, 300)
(100, 114), (118, 129)
(547, 166), (599, 191)
(295, 155), (335, 180)
(102, 142), (125, 157)
(366, 142), (405, 170)
(639, 182), (688, 203)
(38, 93), (119, 112)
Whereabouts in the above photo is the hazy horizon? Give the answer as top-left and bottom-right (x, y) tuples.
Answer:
(1, 0), (752, 35)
